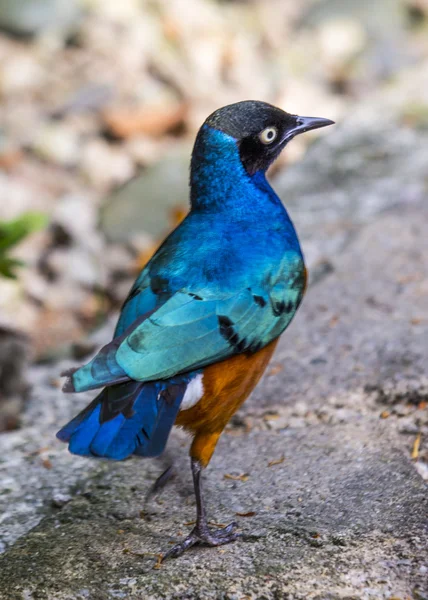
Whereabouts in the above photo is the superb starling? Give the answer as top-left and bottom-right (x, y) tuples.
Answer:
(58, 101), (334, 560)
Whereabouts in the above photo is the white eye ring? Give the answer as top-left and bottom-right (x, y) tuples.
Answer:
(259, 126), (278, 145)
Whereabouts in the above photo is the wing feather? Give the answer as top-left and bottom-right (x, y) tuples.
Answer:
(66, 255), (306, 393)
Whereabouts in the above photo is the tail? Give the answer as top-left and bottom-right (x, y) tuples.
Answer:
(56, 378), (188, 460)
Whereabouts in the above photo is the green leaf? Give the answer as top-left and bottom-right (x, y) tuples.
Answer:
(0, 211), (48, 279)
(0, 212), (48, 252)
(0, 257), (24, 279)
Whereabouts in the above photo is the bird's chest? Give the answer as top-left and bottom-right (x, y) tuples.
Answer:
(197, 221), (301, 290)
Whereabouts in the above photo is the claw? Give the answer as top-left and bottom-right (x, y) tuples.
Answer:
(218, 521), (238, 535)
(162, 533), (199, 560)
(162, 521), (239, 561)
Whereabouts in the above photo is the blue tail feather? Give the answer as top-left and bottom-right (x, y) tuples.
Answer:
(56, 377), (190, 460)
(68, 404), (102, 456)
(90, 412), (127, 457)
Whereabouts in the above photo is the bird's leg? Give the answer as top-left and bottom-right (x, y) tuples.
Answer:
(161, 458), (239, 561)
(145, 464), (175, 504)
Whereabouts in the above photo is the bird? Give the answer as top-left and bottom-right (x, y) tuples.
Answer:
(57, 101), (334, 560)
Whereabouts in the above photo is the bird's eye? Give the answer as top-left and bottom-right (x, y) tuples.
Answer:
(259, 126), (278, 145)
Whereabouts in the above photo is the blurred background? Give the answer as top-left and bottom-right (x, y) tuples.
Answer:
(1, 0), (428, 432)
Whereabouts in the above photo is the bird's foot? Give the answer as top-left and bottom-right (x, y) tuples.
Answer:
(162, 521), (239, 561)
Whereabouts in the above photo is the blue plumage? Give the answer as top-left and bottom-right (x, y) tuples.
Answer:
(57, 377), (191, 459)
(66, 127), (305, 395)
(57, 102), (333, 464)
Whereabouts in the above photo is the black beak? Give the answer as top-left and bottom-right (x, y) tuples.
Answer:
(281, 115), (335, 144)
(295, 115), (335, 133)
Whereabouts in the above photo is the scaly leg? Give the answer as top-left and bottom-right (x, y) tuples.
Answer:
(145, 464), (175, 504)
(162, 458), (239, 561)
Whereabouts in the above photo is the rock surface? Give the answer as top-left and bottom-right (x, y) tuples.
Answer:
(0, 327), (30, 432)
(0, 0), (80, 37)
(100, 150), (190, 242)
(1, 423), (427, 600)
(1, 104), (428, 598)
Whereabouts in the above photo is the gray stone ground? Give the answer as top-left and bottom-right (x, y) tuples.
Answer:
(0, 92), (428, 599)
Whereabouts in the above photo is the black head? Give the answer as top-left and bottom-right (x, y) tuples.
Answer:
(205, 100), (334, 175)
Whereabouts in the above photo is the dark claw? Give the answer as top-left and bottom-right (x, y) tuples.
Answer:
(161, 521), (240, 562)
(218, 521), (238, 535)
(163, 533), (199, 560)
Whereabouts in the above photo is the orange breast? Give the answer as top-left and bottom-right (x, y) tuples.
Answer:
(175, 338), (278, 466)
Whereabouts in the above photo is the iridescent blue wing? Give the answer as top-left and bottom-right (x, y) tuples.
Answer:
(66, 252), (305, 393)
(114, 268), (159, 337)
